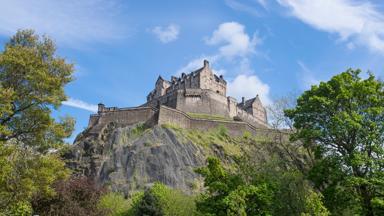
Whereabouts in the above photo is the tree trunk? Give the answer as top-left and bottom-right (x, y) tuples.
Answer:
(359, 185), (374, 216)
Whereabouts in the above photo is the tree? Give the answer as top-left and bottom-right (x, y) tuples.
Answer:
(0, 29), (74, 152)
(0, 30), (75, 214)
(195, 157), (273, 216)
(285, 69), (384, 215)
(133, 183), (195, 216)
(266, 91), (298, 130)
(32, 177), (107, 216)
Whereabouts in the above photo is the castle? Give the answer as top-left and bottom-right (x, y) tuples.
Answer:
(88, 60), (269, 136)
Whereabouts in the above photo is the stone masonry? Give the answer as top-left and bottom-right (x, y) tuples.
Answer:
(89, 60), (268, 134)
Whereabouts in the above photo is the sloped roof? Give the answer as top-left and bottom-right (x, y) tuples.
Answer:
(238, 95), (262, 109)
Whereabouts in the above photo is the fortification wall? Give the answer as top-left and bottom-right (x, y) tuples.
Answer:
(87, 105), (283, 140)
(158, 105), (277, 137)
(88, 107), (157, 134)
(175, 89), (230, 117)
(236, 109), (269, 128)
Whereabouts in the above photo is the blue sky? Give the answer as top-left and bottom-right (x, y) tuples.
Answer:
(1, 0), (384, 142)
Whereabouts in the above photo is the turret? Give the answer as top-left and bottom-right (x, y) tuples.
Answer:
(203, 59), (209, 68)
(98, 103), (105, 113)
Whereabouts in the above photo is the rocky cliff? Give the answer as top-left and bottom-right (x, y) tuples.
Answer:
(66, 122), (307, 196)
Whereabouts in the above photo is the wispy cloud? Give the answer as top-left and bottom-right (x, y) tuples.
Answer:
(225, 0), (263, 16)
(62, 98), (98, 112)
(0, 0), (127, 48)
(297, 60), (320, 89)
(151, 24), (180, 43)
(278, 0), (384, 54)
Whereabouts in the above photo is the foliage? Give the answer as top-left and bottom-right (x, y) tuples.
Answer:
(0, 144), (69, 214)
(195, 157), (273, 216)
(122, 192), (144, 216)
(134, 182), (196, 216)
(32, 176), (107, 216)
(136, 188), (163, 216)
(99, 192), (131, 216)
(0, 29), (74, 152)
(0, 30), (75, 215)
(196, 155), (329, 216)
(130, 123), (145, 136)
(285, 69), (384, 215)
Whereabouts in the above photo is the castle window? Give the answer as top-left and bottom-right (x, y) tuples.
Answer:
(216, 90), (220, 94)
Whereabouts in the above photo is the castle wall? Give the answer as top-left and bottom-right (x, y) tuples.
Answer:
(175, 89), (229, 117)
(87, 105), (277, 140)
(227, 97), (237, 118)
(88, 107), (157, 134)
(158, 106), (272, 137)
(236, 109), (269, 128)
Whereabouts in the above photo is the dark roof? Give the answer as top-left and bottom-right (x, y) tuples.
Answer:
(238, 95), (262, 108)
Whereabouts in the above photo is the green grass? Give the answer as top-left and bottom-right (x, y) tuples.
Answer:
(187, 112), (233, 121)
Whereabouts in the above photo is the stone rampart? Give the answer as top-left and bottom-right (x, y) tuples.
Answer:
(158, 105), (283, 138)
(175, 89), (230, 117)
(88, 107), (158, 134)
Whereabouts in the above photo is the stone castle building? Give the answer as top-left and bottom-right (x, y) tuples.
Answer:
(89, 60), (268, 136)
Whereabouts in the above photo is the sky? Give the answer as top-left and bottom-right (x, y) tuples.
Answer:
(1, 0), (384, 142)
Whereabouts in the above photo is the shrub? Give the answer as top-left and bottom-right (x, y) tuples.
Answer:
(32, 176), (107, 216)
(99, 192), (130, 216)
(134, 183), (196, 216)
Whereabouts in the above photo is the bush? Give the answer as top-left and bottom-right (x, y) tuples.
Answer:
(32, 176), (107, 216)
(99, 192), (130, 216)
(134, 183), (196, 216)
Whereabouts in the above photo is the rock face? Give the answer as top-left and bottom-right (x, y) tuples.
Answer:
(68, 123), (209, 195)
(67, 122), (306, 196)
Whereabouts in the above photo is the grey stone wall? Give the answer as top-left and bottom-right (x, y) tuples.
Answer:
(175, 89), (230, 117)
(88, 107), (158, 134)
(157, 105), (272, 137)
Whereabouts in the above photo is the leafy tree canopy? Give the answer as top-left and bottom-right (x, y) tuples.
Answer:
(0, 29), (74, 215)
(285, 69), (384, 215)
(0, 29), (74, 152)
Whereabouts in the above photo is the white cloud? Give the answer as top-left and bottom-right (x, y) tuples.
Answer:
(227, 74), (271, 105)
(205, 22), (260, 58)
(0, 0), (126, 47)
(62, 98), (98, 112)
(177, 22), (261, 74)
(278, 0), (384, 53)
(152, 24), (180, 43)
(176, 55), (219, 75)
(175, 22), (270, 105)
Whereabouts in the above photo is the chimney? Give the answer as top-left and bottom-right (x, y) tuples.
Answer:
(242, 97), (245, 105)
(203, 59), (209, 68)
(98, 103), (105, 113)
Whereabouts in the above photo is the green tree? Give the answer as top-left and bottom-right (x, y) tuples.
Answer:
(0, 29), (73, 151)
(0, 29), (74, 214)
(133, 183), (195, 216)
(195, 157), (273, 216)
(285, 69), (384, 215)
